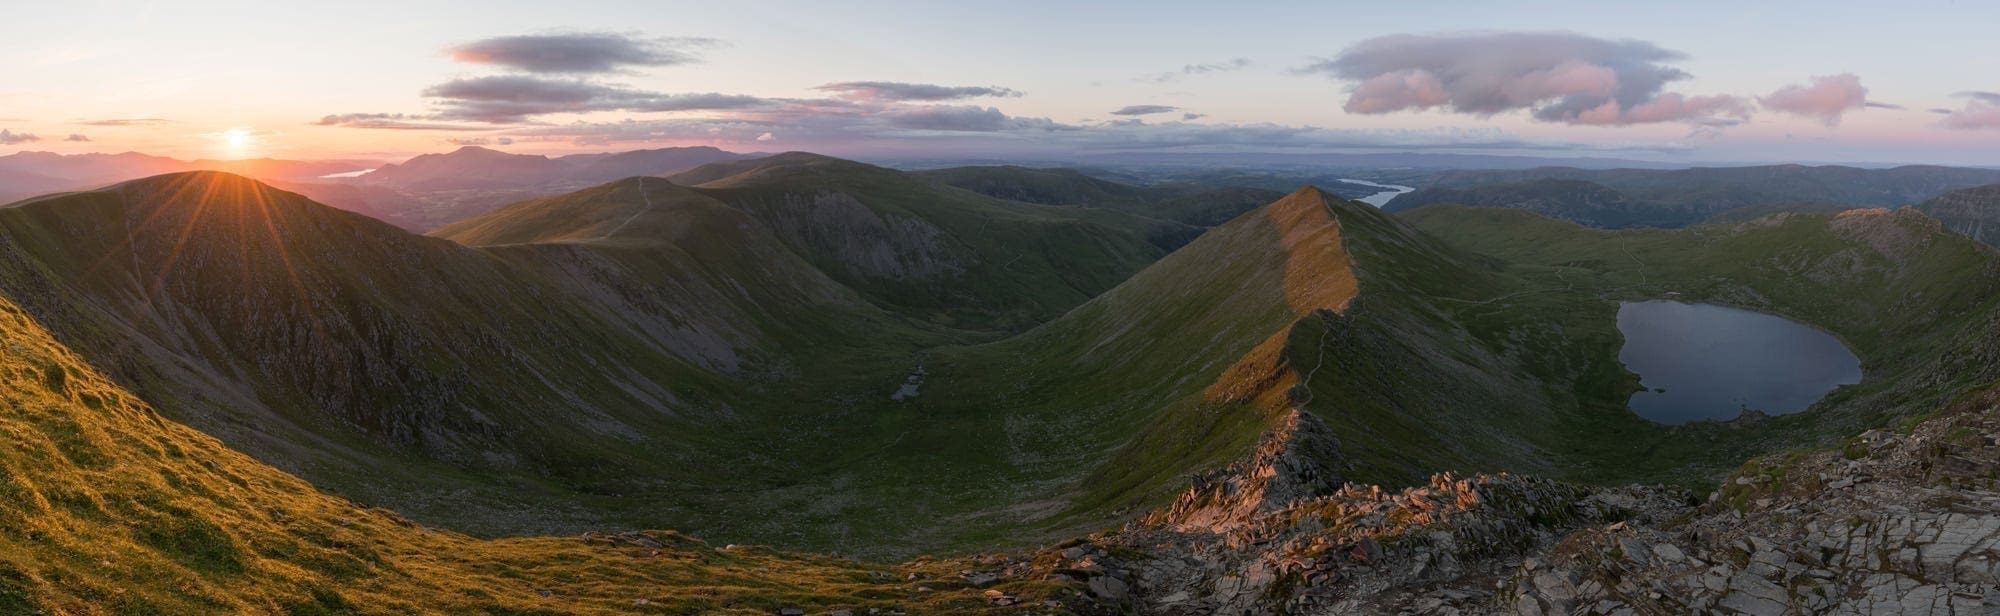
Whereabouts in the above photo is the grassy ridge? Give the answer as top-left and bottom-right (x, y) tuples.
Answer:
(0, 291), (949, 614)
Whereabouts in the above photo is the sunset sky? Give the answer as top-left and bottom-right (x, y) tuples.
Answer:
(6, 0), (2000, 165)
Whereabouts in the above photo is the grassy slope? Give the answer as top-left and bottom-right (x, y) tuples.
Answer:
(0, 172), (939, 543)
(1396, 204), (2000, 485)
(0, 292), (958, 615)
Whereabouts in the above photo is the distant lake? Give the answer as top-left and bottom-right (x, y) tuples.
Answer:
(1337, 178), (1415, 207)
(319, 169), (375, 179)
(1617, 300), (1861, 424)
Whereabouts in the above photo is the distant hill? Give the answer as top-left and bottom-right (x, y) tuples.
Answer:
(358, 145), (747, 190)
(1914, 183), (2000, 248)
(0, 150), (377, 204)
(1387, 178), (1679, 228)
(1387, 164), (2000, 228)
(910, 164), (1287, 227)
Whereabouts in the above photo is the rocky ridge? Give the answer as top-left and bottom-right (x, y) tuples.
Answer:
(987, 388), (2000, 614)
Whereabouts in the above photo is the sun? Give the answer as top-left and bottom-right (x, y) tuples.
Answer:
(222, 128), (251, 156)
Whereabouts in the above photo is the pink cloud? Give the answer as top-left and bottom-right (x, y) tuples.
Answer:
(1760, 74), (1868, 126)
(1342, 69), (1449, 114)
(1309, 32), (1750, 126)
(1568, 93), (1751, 126)
(1941, 93), (2000, 130)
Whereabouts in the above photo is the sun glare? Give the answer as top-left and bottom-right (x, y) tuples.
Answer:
(222, 128), (251, 156)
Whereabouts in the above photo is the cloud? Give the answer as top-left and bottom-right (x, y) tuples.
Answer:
(447, 32), (720, 74)
(1141, 58), (1252, 83)
(76, 118), (173, 126)
(1864, 101), (1904, 110)
(1301, 31), (1749, 126)
(1110, 104), (1181, 116)
(755, 132), (775, 142)
(885, 105), (1064, 132)
(813, 81), (1021, 102)
(491, 102), (1648, 157)
(312, 113), (493, 131)
(1940, 92), (2000, 130)
(1758, 74), (1868, 126)
(423, 76), (773, 122)
(0, 130), (40, 145)
(64, 134), (89, 142)
(444, 136), (513, 146)
(1182, 112), (1207, 120)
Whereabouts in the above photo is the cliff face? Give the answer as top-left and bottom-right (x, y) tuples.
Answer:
(1917, 183), (2000, 248)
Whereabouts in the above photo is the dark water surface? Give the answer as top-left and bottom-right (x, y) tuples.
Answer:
(1617, 300), (1862, 424)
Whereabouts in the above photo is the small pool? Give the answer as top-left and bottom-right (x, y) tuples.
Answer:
(1616, 300), (1862, 423)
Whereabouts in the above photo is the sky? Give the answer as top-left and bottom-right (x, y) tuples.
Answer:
(4, 0), (1999, 165)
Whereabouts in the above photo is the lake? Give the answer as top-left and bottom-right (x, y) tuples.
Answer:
(1616, 300), (1862, 423)
(1337, 178), (1415, 207)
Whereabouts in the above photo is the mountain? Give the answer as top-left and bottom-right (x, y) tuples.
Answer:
(913, 165), (1165, 206)
(660, 152), (1193, 329)
(1069, 150), (1702, 170)
(1914, 183), (2000, 248)
(356, 145), (749, 190)
(8, 157), (2000, 612)
(911, 164), (1289, 227)
(564, 146), (750, 183)
(1387, 164), (2000, 228)
(1386, 178), (1678, 228)
(356, 146), (569, 190)
(0, 151), (377, 204)
(0, 159), (1188, 552)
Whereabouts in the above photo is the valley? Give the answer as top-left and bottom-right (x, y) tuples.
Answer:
(5, 151), (2000, 613)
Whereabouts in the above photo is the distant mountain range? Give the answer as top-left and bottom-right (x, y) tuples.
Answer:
(358, 145), (752, 190)
(1385, 164), (2000, 228)
(0, 150), (378, 203)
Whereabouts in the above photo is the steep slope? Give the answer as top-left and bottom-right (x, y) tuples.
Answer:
(665, 153), (1191, 330)
(1915, 183), (2000, 248)
(871, 186), (1612, 545)
(0, 291), (1124, 614)
(0, 171), (910, 538)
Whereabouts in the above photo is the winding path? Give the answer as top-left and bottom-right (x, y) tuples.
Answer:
(597, 177), (655, 240)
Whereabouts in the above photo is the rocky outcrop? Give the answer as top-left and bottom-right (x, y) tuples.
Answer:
(1502, 396), (2000, 615)
(1071, 386), (2000, 614)
(1146, 409), (1345, 532)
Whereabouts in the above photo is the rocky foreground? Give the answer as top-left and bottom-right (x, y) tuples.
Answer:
(978, 389), (2000, 615)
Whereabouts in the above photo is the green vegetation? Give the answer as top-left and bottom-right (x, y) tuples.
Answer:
(1386, 164), (2000, 228)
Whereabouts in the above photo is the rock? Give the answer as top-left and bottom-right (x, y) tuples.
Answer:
(960, 571), (1000, 587)
(830, 611), (853, 616)
(777, 609), (805, 616)
(1652, 543), (1685, 564)
(1088, 575), (1129, 600)
(534, 589), (554, 598)
(1061, 547), (1086, 560)
(1350, 537), (1384, 564)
